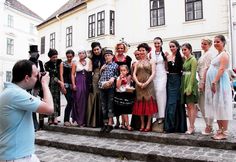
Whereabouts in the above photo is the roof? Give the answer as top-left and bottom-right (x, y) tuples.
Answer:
(37, 0), (85, 28)
(5, 0), (43, 21)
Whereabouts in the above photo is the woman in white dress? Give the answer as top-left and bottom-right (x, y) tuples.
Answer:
(197, 38), (215, 135)
(205, 35), (232, 140)
(149, 37), (167, 124)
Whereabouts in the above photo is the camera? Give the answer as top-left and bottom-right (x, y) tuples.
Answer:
(34, 72), (46, 89)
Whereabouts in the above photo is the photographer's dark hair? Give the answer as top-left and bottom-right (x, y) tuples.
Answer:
(12, 60), (34, 83)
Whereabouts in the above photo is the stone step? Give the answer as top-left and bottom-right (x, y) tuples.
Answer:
(35, 130), (236, 162)
(42, 125), (236, 151)
(35, 145), (139, 162)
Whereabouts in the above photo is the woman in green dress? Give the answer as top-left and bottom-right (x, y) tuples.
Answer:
(181, 43), (198, 134)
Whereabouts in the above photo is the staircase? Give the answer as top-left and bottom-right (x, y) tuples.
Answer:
(35, 124), (236, 162)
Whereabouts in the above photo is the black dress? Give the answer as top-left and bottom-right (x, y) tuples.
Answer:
(113, 55), (133, 116)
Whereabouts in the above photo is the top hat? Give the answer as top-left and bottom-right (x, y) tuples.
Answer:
(29, 45), (39, 53)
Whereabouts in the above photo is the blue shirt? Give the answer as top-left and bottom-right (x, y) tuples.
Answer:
(0, 82), (41, 160)
(98, 62), (118, 89)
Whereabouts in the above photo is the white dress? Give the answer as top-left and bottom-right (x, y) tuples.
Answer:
(205, 52), (232, 120)
(150, 51), (167, 118)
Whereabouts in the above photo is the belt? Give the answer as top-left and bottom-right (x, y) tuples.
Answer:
(182, 71), (191, 75)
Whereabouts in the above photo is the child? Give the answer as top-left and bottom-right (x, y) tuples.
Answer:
(98, 50), (118, 133)
(114, 65), (135, 131)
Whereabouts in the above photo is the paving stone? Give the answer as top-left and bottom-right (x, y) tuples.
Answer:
(35, 130), (236, 162)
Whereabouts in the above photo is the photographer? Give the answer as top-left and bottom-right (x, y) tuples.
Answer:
(0, 60), (53, 162)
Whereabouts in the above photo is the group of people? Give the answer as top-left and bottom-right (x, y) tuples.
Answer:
(0, 34), (233, 161)
(40, 34), (232, 140)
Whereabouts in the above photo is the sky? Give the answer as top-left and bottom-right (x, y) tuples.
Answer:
(17, 0), (68, 20)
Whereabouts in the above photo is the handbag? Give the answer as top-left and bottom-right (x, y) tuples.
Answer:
(152, 120), (164, 133)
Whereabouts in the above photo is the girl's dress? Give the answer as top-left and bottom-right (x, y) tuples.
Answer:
(205, 52), (232, 120)
(132, 60), (158, 115)
(114, 76), (135, 114)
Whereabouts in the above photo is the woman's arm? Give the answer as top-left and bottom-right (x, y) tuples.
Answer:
(71, 63), (77, 91)
(132, 63), (141, 87)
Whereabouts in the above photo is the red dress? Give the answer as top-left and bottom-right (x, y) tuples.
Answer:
(132, 60), (158, 115)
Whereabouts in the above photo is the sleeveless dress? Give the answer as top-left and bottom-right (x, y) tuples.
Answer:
(132, 60), (158, 115)
(205, 52), (232, 120)
(150, 51), (167, 118)
(72, 58), (90, 126)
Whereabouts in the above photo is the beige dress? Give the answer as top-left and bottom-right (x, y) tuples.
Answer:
(132, 60), (158, 115)
(197, 50), (215, 125)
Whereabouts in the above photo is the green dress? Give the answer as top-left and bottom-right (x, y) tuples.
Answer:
(181, 56), (198, 104)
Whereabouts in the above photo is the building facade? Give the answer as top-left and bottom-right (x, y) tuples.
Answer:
(0, 0), (43, 91)
(37, 0), (235, 67)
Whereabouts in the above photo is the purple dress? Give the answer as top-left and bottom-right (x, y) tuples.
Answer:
(72, 59), (91, 126)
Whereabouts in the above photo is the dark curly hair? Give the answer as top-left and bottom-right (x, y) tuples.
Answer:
(137, 43), (151, 53)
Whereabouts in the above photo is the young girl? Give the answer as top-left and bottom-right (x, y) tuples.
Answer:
(114, 65), (135, 131)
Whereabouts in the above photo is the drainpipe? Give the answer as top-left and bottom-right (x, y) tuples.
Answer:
(56, 14), (62, 56)
(228, 0), (235, 67)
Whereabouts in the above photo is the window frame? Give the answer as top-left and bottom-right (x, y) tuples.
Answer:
(97, 10), (105, 36)
(193, 51), (202, 60)
(6, 71), (12, 82)
(185, 0), (203, 21)
(110, 10), (115, 35)
(6, 38), (14, 55)
(88, 14), (96, 38)
(50, 32), (55, 49)
(150, 0), (165, 27)
(7, 14), (13, 28)
(40, 36), (45, 54)
(66, 26), (73, 48)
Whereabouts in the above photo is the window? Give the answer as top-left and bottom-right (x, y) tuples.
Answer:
(50, 32), (55, 49)
(193, 51), (201, 60)
(150, 0), (165, 27)
(41, 36), (45, 54)
(29, 23), (34, 34)
(185, 0), (203, 21)
(7, 15), (13, 27)
(6, 38), (14, 55)
(88, 14), (95, 38)
(97, 11), (105, 36)
(110, 10), (115, 35)
(6, 71), (12, 82)
(66, 26), (73, 47)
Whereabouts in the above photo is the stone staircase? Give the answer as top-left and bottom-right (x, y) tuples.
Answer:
(35, 125), (236, 162)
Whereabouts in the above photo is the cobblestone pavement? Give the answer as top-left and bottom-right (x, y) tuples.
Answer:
(36, 130), (236, 162)
(35, 145), (139, 162)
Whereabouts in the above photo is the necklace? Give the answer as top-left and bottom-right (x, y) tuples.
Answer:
(80, 60), (87, 66)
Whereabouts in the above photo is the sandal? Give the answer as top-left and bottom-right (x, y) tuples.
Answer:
(64, 121), (71, 127)
(127, 125), (133, 131)
(185, 127), (195, 135)
(202, 125), (213, 135)
(120, 125), (127, 130)
(212, 129), (228, 140)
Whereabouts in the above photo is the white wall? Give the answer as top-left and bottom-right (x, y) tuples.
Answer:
(38, 0), (231, 63)
(0, 2), (42, 91)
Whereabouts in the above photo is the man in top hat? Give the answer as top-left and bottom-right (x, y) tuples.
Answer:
(28, 45), (45, 131)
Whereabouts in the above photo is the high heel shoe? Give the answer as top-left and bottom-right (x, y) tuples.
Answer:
(144, 128), (152, 132)
(185, 127), (195, 135)
(139, 128), (145, 132)
(212, 129), (228, 140)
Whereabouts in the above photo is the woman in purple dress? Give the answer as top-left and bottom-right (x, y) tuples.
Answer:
(71, 50), (92, 126)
